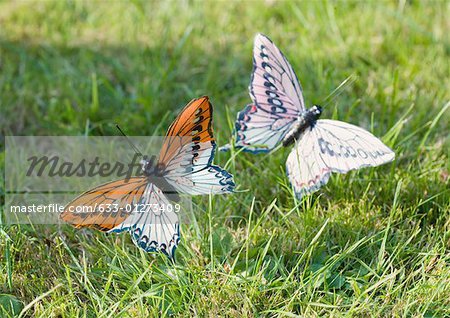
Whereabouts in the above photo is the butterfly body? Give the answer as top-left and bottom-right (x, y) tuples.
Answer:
(140, 156), (164, 177)
(224, 33), (394, 199)
(139, 158), (180, 202)
(282, 105), (323, 147)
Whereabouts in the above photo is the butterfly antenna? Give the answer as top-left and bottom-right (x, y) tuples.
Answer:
(115, 124), (143, 157)
(321, 74), (358, 107)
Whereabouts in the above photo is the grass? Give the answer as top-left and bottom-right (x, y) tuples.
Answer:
(0, 0), (449, 317)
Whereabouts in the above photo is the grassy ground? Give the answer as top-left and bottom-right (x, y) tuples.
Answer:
(1, 1), (449, 317)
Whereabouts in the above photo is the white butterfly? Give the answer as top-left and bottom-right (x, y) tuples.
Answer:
(222, 33), (394, 199)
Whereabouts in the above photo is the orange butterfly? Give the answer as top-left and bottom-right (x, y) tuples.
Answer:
(61, 96), (235, 259)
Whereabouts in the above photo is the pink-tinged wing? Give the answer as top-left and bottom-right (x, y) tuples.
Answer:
(311, 120), (395, 171)
(222, 34), (305, 153)
(286, 128), (332, 199)
(221, 104), (298, 153)
(250, 33), (305, 115)
(286, 119), (395, 199)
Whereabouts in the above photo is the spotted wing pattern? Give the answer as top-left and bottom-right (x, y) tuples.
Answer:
(61, 177), (148, 231)
(223, 33), (305, 153)
(62, 96), (234, 261)
(250, 33), (305, 115)
(286, 119), (395, 199)
(159, 96), (235, 194)
(109, 183), (180, 259)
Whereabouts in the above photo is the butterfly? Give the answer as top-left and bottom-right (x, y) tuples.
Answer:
(222, 33), (394, 199)
(61, 96), (235, 260)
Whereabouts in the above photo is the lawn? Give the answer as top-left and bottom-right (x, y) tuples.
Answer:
(0, 1), (449, 317)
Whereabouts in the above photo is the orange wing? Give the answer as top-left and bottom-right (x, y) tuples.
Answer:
(61, 177), (148, 231)
(158, 96), (214, 166)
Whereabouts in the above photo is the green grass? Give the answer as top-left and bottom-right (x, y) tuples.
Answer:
(1, 1), (449, 317)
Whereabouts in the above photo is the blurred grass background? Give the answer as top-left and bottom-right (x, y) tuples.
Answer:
(0, 1), (449, 317)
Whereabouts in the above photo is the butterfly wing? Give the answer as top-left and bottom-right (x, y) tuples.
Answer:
(286, 119), (395, 199)
(61, 177), (148, 231)
(158, 96), (235, 195)
(62, 96), (233, 260)
(223, 33), (305, 153)
(109, 183), (180, 259)
(225, 103), (300, 153)
(250, 33), (306, 114)
(62, 179), (179, 259)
